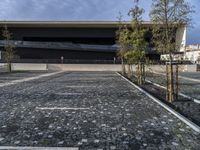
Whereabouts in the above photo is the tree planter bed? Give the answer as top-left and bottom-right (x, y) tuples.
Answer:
(119, 72), (200, 126)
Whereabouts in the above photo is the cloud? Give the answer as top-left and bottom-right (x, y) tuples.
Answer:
(0, 0), (198, 44)
(0, 0), (133, 20)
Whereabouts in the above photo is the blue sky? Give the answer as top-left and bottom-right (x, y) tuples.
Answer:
(0, 0), (198, 44)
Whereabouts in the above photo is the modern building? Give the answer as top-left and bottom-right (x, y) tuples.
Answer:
(0, 21), (187, 63)
(185, 44), (200, 63)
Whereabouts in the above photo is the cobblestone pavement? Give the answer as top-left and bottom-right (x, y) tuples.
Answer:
(0, 72), (199, 150)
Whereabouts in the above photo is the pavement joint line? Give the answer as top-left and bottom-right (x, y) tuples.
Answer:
(0, 71), (65, 88)
(145, 79), (200, 104)
(56, 93), (83, 95)
(152, 71), (200, 83)
(36, 107), (90, 110)
(65, 85), (97, 88)
(117, 72), (200, 133)
(0, 146), (78, 150)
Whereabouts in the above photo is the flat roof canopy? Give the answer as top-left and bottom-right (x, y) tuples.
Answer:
(0, 21), (160, 28)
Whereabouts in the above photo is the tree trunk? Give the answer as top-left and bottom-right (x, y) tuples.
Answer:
(136, 64), (139, 84)
(137, 62), (145, 85)
(169, 62), (174, 102)
(127, 64), (131, 79)
(142, 63), (145, 84)
(175, 64), (179, 100)
(8, 62), (12, 73)
(139, 63), (142, 85)
(141, 63), (142, 85)
(166, 63), (169, 101)
(166, 61), (179, 102)
(121, 58), (125, 75)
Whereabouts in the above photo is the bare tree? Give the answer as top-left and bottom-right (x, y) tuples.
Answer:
(150, 0), (194, 102)
(116, 12), (127, 75)
(117, 0), (147, 84)
(127, 0), (147, 84)
(2, 25), (15, 73)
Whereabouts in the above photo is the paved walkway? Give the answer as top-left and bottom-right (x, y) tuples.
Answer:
(0, 72), (199, 149)
(147, 72), (200, 100)
(179, 72), (200, 81)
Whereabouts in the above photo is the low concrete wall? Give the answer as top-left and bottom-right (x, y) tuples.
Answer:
(5, 63), (199, 72)
(48, 64), (180, 72)
(12, 63), (47, 71)
(146, 65), (166, 73)
(47, 64), (122, 71)
(0, 63), (6, 68)
(183, 64), (199, 72)
(123, 65), (167, 73)
(48, 64), (170, 72)
(146, 65), (200, 73)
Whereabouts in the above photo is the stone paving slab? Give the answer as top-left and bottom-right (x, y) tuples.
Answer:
(0, 72), (199, 150)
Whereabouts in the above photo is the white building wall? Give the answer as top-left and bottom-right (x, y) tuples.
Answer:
(160, 54), (184, 61)
(176, 26), (187, 52)
(185, 50), (200, 63)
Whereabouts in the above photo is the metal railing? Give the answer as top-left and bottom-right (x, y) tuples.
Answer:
(0, 59), (121, 64)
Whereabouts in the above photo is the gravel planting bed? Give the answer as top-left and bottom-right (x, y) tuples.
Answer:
(0, 72), (199, 149)
(128, 72), (200, 126)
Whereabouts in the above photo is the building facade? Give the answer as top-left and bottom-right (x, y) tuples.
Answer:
(185, 44), (200, 63)
(0, 21), (187, 63)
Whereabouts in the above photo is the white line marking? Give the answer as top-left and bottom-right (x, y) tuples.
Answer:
(36, 107), (90, 110)
(0, 71), (65, 87)
(0, 146), (78, 150)
(117, 72), (200, 133)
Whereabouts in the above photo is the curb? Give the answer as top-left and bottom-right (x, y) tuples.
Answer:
(117, 72), (200, 133)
